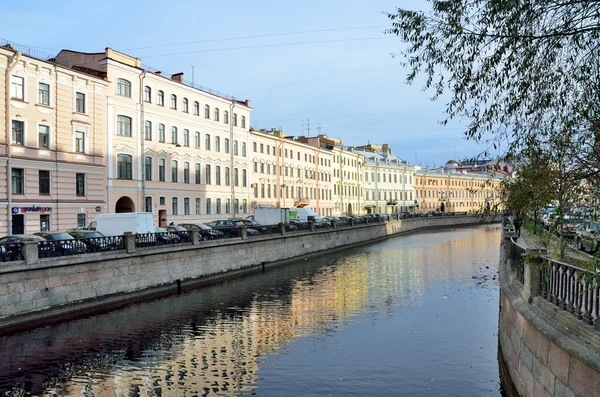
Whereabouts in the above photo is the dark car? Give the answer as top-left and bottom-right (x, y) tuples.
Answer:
(232, 219), (268, 234)
(67, 230), (123, 252)
(0, 234), (46, 261)
(178, 223), (225, 240)
(34, 232), (86, 256)
(574, 222), (600, 253)
(289, 219), (309, 230)
(154, 227), (181, 244)
(231, 221), (260, 236)
(205, 220), (242, 238)
(166, 225), (191, 242)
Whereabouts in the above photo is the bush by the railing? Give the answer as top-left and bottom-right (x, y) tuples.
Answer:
(0, 243), (24, 262)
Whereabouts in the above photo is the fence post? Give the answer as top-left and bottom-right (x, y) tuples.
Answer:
(239, 226), (248, 240)
(308, 220), (315, 232)
(279, 222), (286, 236)
(330, 220), (337, 229)
(22, 239), (39, 265)
(350, 218), (355, 227)
(124, 232), (136, 254)
(190, 230), (200, 245)
(522, 248), (547, 303)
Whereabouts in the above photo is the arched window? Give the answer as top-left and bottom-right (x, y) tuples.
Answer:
(172, 197), (178, 215)
(241, 116), (246, 128)
(205, 164), (212, 184)
(116, 78), (131, 97)
(117, 154), (132, 179)
(170, 94), (177, 109)
(205, 134), (211, 150)
(183, 98), (189, 113)
(234, 168), (239, 187)
(171, 160), (178, 182)
(216, 198), (222, 214)
(226, 198), (231, 214)
(157, 90), (164, 106)
(159, 158), (166, 182)
(224, 110), (229, 124)
(144, 120), (152, 140)
(215, 165), (221, 185)
(195, 198), (201, 215)
(194, 101), (200, 115)
(144, 86), (151, 102)
(194, 131), (201, 148)
(225, 167), (230, 186)
(214, 107), (220, 121)
(171, 126), (178, 144)
(215, 136), (220, 152)
(117, 115), (132, 136)
(144, 156), (152, 181)
(242, 170), (247, 187)
(224, 138), (230, 154)
(184, 162), (190, 183)
(195, 163), (201, 184)
(204, 104), (210, 119)
(233, 113), (238, 126)
(206, 198), (212, 214)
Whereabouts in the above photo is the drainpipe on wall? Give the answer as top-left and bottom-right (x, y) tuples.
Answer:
(5, 51), (21, 235)
(139, 70), (146, 212)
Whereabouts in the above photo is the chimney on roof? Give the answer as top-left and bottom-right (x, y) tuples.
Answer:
(246, 99), (251, 107)
(171, 72), (184, 83)
(155, 71), (161, 75)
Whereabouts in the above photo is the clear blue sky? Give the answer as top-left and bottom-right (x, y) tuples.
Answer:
(1, 0), (496, 167)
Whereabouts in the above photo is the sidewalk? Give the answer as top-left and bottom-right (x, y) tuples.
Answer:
(519, 225), (593, 265)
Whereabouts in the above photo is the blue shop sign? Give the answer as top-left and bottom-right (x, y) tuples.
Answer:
(12, 206), (52, 214)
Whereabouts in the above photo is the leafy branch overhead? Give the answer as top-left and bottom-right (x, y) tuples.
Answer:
(386, 1), (600, 152)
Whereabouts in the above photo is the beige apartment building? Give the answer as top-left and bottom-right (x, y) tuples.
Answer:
(0, 44), (109, 235)
(249, 129), (335, 217)
(55, 48), (252, 226)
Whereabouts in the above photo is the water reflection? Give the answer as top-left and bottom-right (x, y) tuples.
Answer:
(0, 225), (502, 396)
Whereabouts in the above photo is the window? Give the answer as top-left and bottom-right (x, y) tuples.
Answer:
(184, 198), (190, 215)
(145, 196), (153, 213)
(12, 120), (24, 145)
(11, 168), (24, 194)
(160, 196), (166, 205)
(144, 86), (151, 102)
(75, 131), (85, 153)
(233, 113), (238, 126)
(225, 167), (230, 186)
(192, 164), (200, 185)
(145, 120), (152, 140)
(38, 125), (49, 148)
(159, 158), (166, 182)
(116, 78), (131, 97)
(215, 136), (220, 152)
(38, 83), (50, 105)
(205, 164), (211, 184)
(253, 142), (257, 152)
(39, 170), (50, 195)
(159, 124), (165, 142)
(11, 76), (24, 100)
(117, 115), (132, 136)
(171, 160), (178, 182)
(194, 101), (200, 115)
(224, 138), (230, 154)
(195, 198), (201, 215)
(195, 131), (201, 148)
(214, 108), (219, 121)
(75, 92), (85, 113)
(260, 143), (264, 153)
(145, 156), (152, 181)
(183, 98), (188, 113)
(158, 90), (164, 106)
(205, 134), (211, 150)
(171, 126), (178, 144)
(234, 168), (239, 187)
(215, 166), (221, 185)
(184, 162), (190, 183)
(204, 104), (210, 118)
(233, 140), (239, 155)
(241, 116), (246, 129)
(216, 198), (222, 214)
(253, 162), (257, 172)
(224, 110), (229, 124)
(242, 142), (246, 157)
(206, 198), (212, 214)
(242, 169), (247, 187)
(77, 213), (86, 228)
(172, 197), (179, 215)
(117, 154), (133, 179)
(226, 198), (231, 214)
(170, 94), (177, 109)
(76, 173), (85, 196)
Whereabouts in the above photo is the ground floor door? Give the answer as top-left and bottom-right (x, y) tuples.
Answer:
(12, 214), (24, 234)
(159, 210), (167, 227)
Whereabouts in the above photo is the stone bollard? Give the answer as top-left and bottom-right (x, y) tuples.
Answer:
(378, 217), (383, 224)
(239, 226), (248, 240)
(279, 222), (286, 236)
(22, 238), (39, 265)
(523, 248), (546, 303)
(365, 218), (369, 225)
(190, 230), (200, 245)
(124, 232), (136, 254)
(309, 220), (315, 232)
(330, 220), (337, 229)
(350, 218), (355, 227)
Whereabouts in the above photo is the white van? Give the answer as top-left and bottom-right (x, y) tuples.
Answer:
(289, 208), (321, 222)
(88, 212), (155, 236)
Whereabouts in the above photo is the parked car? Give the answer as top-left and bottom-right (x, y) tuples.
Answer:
(33, 232), (86, 255)
(178, 223), (225, 240)
(231, 221), (261, 236)
(166, 225), (191, 242)
(0, 235), (46, 260)
(232, 219), (267, 234)
(66, 230), (121, 251)
(555, 217), (583, 238)
(574, 222), (600, 253)
(154, 227), (181, 243)
(204, 220), (242, 237)
(289, 219), (309, 230)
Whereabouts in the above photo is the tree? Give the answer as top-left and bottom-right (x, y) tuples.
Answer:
(386, 1), (600, 159)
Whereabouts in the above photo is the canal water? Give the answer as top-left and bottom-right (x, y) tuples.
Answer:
(0, 224), (504, 396)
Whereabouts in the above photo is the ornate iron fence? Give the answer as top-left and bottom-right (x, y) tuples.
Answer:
(0, 243), (23, 262)
(79, 236), (125, 253)
(135, 231), (189, 248)
(510, 238), (526, 284)
(38, 239), (87, 258)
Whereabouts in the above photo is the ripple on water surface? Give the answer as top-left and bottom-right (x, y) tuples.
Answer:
(0, 225), (504, 396)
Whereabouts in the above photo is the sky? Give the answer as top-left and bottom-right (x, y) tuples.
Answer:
(0, 0), (497, 167)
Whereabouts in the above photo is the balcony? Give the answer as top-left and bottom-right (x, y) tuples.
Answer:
(387, 200), (398, 206)
(294, 198), (310, 207)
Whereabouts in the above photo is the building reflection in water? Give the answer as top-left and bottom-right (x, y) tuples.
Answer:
(0, 225), (501, 396)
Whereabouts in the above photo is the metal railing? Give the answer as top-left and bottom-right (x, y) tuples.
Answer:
(79, 236), (125, 253)
(509, 237), (526, 284)
(0, 243), (24, 262)
(38, 239), (87, 258)
(540, 259), (599, 326)
(135, 231), (190, 248)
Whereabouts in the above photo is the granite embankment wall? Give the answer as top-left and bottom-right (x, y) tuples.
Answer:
(498, 233), (600, 397)
(0, 215), (490, 331)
